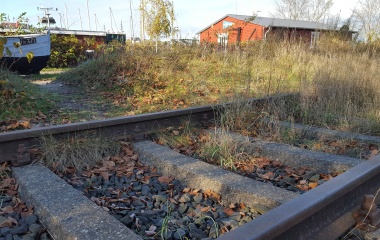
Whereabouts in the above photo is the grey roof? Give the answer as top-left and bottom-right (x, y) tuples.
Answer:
(197, 14), (338, 34)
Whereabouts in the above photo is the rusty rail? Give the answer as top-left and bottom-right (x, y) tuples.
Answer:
(218, 154), (380, 240)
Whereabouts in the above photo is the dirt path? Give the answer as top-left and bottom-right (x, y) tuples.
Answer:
(31, 72), (114, 122)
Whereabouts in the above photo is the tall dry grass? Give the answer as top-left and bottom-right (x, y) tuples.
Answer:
(58, 35), (380, 134)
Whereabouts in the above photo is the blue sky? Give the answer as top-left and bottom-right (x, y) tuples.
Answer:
(1, 0), (359, 38)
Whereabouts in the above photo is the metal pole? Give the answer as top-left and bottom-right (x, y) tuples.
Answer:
(79, 9), (83, 30)
(87, 0), (91, 30)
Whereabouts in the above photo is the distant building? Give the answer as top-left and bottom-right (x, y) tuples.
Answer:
(198, 14), (355, 47)
(0, 26), (126, 46)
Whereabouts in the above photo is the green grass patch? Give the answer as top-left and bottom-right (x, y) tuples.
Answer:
(0, 69), (56, 122)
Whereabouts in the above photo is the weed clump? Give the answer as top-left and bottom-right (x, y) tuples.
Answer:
(38, 132), (120, 173)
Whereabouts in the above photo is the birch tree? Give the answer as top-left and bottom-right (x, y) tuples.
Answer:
(272, 0), (334, 22)
(140, 0), (175, 52)
(353, 0), (380, 41)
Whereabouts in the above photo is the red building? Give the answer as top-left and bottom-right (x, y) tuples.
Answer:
(198, 14), (349, 47)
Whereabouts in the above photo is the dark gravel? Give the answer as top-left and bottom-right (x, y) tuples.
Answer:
(0, 172), (51, 240)
(62, 142), (260, 239)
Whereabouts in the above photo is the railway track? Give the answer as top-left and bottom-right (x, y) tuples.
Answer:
(1, 94), (380, 239)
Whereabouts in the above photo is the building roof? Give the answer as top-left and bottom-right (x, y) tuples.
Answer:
(197, 14), (339, 34)
(50, 29), (107, 36)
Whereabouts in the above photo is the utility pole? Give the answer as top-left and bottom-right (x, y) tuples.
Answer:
(37, 6), (58, 30)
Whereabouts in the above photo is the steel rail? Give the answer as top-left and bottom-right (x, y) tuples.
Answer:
(0, 105), (215, 163)
(0, 94), (294, 163)
(218, 153), (380, 240)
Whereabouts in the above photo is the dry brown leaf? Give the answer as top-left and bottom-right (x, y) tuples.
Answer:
(320, 173), (333, 180)
(20, 205), (33, 218)
(256, 157), (271, 168)
(0, 219), (13, 228)
(6, 190), (18, 197)
(172, 130), (180, 136)
(309, 182), (318, 189)
(203, 189), (221, 203)
(141, 175), (150, 184)
(261, 172), (275, 180)
(223, 208), (235, 216)
(296, 184), (309, 191)
(299, 180), (307, 185)
(145, 230), (156, 236)
(1, 206), (14, 214)
(100, 171), (110, 181)
(192, 189), (200, 194)
(182, 188), (191, 193)
(158, 176), (174, 184)
(201, 206), (211, 212)
(103, 160), (115, 168)
(123, 147), (134, 156)
(239, 203), (247, 210)
(82, 171), (93, 177)
(200, 134), (210, 143)
(0, 178), (16, 188)
(126, 172), (134, 178)
(272, 160), (283, 168)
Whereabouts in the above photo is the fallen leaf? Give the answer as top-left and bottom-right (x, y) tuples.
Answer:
(299, 180), (307, 185)
(203, 189), (221, 203)
(1, 206), (14, 214)
(100, 171), (110, 181)
(272, 160), (283, 168)
(6, 190), (18, 197)
(141, 175), (150, 184)
(261, 172), (275, 180)
(223, 208), (235, 216)
(103, 160), (115, 168)
(0, 219), (13, 228)
(145, 230), (156, 236)
(20, 205), (33, 218)
(201, 206), (211, 212)
(158, 176), (174, 184)
(296, 184), (309, 191)
(309, 182), (318, 189)
(239, 203), (247, 210)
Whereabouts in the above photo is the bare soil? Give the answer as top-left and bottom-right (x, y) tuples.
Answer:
(31, 72), (113, 122)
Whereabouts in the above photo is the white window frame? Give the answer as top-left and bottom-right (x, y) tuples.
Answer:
(218, 33), (228, 48)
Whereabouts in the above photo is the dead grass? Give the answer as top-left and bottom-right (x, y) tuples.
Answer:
(38, 131), (120, 173)
(55, 35), (380, 134)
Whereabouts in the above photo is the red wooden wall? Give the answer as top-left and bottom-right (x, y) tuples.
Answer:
(199, 16), (265, 43)
(199, 16), (320, 45)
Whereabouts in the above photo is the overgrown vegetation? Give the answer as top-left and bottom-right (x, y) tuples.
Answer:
(56, 34), (380, 134)
(38, 132), (120, 173)
(0, 69), (54, 122)
(48, 34), (98, 68)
